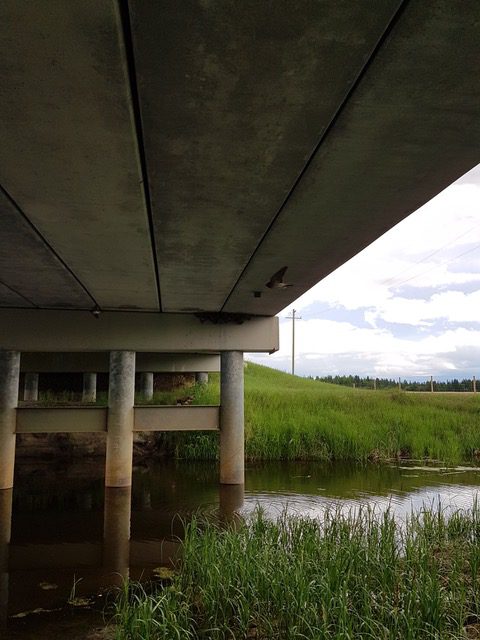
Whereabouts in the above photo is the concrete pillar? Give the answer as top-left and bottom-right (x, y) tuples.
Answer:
(473, 376), (477, 393)
(82, 372), (97, 402)
(103, 487), (131, 586)
(0, 489), (12, 631)
(0, 351), (20, 490)
(105, 351), (135, 488)
(139, 372), (154, 401)
(23, 372), (39, 402)
(220, 351), (244, 485)
(196, 372), (209, 385)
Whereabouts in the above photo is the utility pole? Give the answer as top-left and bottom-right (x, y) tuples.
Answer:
(286, 309), (302, 376)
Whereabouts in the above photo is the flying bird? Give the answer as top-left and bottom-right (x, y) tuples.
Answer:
(265, 266), (293, 289)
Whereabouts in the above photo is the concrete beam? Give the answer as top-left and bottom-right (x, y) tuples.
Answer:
(15, 406), (219, 433)
(16, 407), (107, 433)
(134, 406), (219, 432)
(0, 311), (278, 353)
(20, 352), (221, 373)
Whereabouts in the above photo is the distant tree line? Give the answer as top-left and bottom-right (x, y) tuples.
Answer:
(313, 374), (476, 392)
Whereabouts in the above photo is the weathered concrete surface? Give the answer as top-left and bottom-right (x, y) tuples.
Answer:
(23, 372), (38, 402)
(0, 1), (157, 310)
(220, 351), (244, 485)
(83, 372), (97, 402)
(138, 372), (153, 400)
(196, 372), (209, 385)
(224, 1), (480, 314)
(129, 0), (401, 312)
(0, 351), (20, 489)
(105, 351), (135, 488)
(1, 2), (480, 317)
(0, 311), (279, 353)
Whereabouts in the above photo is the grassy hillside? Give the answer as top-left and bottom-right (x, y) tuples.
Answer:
(155, 363), (480, 464)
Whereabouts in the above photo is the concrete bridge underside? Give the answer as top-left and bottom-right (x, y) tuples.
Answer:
(1, 2), (480, 494)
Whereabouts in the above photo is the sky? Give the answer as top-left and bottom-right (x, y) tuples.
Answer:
(248, 164), (480, 381)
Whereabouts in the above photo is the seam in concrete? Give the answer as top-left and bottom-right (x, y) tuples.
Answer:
(0, 183), (99, 308)
(220, 0), (410, 312)
(0, 279), (37, 308)
(118, 0), (163, 312)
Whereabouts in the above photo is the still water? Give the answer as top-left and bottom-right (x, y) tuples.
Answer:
(4, 459), (480, 637)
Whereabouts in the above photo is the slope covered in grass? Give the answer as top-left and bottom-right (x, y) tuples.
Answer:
(157, 363), (480, 463)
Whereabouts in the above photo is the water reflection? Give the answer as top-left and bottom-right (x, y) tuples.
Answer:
(4, 459), (480, 631)
(103, 487), (131, 586)
(0, 489), (12, 633)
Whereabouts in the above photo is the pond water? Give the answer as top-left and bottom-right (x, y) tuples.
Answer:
(4, 458), (480, 638)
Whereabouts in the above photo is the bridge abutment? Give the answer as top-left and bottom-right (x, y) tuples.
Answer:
(105, 351), (135, 488)
(0, 351), (20, 490)
(220, 351), (244, 485)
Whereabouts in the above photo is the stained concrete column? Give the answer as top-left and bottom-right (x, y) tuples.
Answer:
(220, 351), (244, 485)
(23, 372), (39, 402)
(105, 351), (135, 488)
(0, 351), (20, 490)
(139, 372), (154, 401)
(196, 372), (209, 385)
(82, 372), (97, 402)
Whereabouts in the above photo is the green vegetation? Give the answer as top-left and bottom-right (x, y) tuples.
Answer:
(113, 505), (480, 639)
(35, 364), (480, 463)
(156, 363), (480, 464)
(316, 373), (477, 392)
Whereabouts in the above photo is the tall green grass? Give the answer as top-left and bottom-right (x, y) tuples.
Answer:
(113, 504), (480, 639)
(163, 363), (480, 463)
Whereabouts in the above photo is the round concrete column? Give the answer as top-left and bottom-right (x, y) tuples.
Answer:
(82, 372), (97, 402)
(196, 372), (209, 385)
(0, 351), (20, 490)
(220, 351), (244, 485)
(23, 372), (39, 402)
(105, 351), (135, 488)
(139, 372), (154, 401)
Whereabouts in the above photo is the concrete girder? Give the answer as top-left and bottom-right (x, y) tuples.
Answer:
(0, 311), (278, 353)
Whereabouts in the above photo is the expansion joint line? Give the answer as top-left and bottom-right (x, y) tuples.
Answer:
(118, 0), (163, 312)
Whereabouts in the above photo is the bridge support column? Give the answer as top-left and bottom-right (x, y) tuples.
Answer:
(220, 351), (244, 485)
(82, 372), (97, 402)
(139, 372), (154, 401)
(196, 372), (209, 385)
(105, 351), (135, 488)
(23, 372), (38, 402)
(0, 351), (19, 490)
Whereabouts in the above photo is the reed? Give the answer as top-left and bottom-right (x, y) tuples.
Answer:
(113, 504), (480, 639)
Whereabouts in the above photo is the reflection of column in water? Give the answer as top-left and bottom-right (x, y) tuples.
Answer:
(82, 492), (93, 511)
(103, 487), (131, 586)
(141, 488), (152, 510)
(0, 489), (12, 631)
(219, 484), (244, 526)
